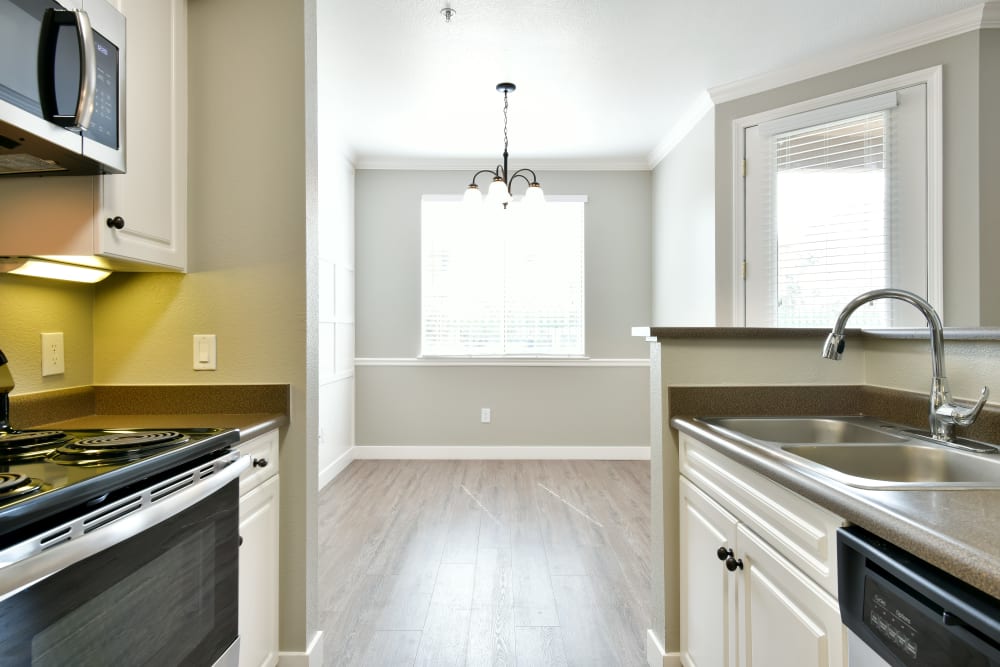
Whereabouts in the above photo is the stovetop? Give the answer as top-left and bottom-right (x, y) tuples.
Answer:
(0, 427), (240, 540)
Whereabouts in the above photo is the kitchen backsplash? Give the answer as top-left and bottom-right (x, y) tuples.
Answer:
(0, 275), (95, 394)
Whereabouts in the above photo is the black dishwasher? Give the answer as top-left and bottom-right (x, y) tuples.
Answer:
(838, 526), (1000, 667)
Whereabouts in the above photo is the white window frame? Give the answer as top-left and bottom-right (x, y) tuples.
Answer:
(730, 66), (943, 326)
(419, 194), (588, 359)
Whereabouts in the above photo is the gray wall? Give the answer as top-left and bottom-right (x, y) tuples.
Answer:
(713, 31), (988, 326)
(979, 29), (1000, 326)
(651, 111), (716, 325)
(355, 169), (651, 447)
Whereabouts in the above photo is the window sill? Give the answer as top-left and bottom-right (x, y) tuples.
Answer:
(355, 357), (650, 368)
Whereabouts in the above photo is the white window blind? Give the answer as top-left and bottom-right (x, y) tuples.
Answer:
(421, 197), (585, 356)
(771, 111), (891, 327)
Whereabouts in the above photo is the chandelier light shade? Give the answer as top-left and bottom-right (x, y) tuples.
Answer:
(464, 82), (545, 209)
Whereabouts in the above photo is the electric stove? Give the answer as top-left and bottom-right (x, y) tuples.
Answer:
(0, 426), (240, 541)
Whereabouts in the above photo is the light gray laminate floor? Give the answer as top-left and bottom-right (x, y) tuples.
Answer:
(318, 459), (651, 666)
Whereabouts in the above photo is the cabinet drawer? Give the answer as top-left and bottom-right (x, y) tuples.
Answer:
(238, 430), (279, 495)
(680, 433), (844, 597)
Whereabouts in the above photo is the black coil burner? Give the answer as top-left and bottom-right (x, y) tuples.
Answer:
(0, 430), (72, 462)
(0, 472), (43, 501)
(48, 430), (192, 466)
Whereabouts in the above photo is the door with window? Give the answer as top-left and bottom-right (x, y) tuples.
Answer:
(743, 83), (931, 327)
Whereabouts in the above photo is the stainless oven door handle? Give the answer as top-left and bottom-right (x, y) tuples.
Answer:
(0, 453), (250, 604)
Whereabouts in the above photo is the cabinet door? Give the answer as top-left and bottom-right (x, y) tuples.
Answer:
(736, 524), (845, 667)
(99, 0), (187, 270)
(680, 478), (740, 667)
(239, 475), (280, 667)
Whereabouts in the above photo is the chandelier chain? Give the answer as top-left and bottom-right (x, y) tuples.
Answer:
(503, 90), (509, 160)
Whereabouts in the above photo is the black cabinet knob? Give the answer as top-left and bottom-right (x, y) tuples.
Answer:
(106, 216), (125, 230)
(725, 556), (744, 572)
(239, 535), (244, 547)
(717, 546), (733, 561)
(253, 457), (268, 468)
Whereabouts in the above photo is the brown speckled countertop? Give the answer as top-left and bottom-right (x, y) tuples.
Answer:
(632, 325), (1000, 341)
(9, 385), (289, 442)
(672, 415), (1000, 601)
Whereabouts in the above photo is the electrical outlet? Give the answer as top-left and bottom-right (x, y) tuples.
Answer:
(480, 407), (492, 424)
(41, 332), (65, 377)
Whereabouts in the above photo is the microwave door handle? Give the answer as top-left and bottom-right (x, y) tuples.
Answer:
(37, 9), (97, 130)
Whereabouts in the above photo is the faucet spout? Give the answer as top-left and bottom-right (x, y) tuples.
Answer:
(821, 289), (990, 444)
(821, 332), (845, 360)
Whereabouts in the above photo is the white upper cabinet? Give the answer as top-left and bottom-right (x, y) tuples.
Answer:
(0, 0), (187, 271)
(100, 0), (187, 270)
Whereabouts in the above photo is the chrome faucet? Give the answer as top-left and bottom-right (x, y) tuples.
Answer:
(822, 288), (990, 445)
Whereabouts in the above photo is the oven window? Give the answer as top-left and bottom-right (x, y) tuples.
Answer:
(0, 481), (238, 667)
(32, 528), (216, 666)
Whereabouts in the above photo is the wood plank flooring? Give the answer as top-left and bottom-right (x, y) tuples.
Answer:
(318, 460), (651, 666)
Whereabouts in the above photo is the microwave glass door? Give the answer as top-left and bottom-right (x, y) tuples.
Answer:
(0, 0), (79, 121)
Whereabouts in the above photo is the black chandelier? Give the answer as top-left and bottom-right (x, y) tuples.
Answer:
(463, 82), (545, 209)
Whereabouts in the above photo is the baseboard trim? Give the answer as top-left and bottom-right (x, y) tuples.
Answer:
(319, 447), (355, 489)
(646, 629), (681, 667)
(353, 444), (651, 460)
(278, 630), (324, 667)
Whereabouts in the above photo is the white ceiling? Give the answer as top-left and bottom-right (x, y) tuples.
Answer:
(323, 0), (985, 168)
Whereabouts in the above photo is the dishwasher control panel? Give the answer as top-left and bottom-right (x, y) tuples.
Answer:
(864, 577), (920, 661)
(838, 526), (1000, 667)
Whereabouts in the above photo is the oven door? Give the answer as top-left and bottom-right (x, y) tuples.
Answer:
(0, 454), (249, 667)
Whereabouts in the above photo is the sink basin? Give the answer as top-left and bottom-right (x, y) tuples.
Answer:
(700, 416), (906, 444)
(781, 443), (1000, 487)
(694, 415), (1000, 489)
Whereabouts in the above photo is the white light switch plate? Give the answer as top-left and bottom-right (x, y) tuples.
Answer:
(193, 334), (217, 370)
(41, 332), (65, 376)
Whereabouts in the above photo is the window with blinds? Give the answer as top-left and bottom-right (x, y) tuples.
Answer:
(771, 111), (890, 327)
(743, 82), (930, 328)
(421, 197), (585, 356)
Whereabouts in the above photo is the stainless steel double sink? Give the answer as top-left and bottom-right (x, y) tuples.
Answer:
(696, 416), (1000, 489)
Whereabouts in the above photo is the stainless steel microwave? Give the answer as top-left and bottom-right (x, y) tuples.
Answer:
(0, 0), (125, 176)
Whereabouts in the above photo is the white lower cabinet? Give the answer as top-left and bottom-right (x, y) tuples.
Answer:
(680, 477), (738, 667)
(736, 524), (844, 667)
(680, 434), (846, 667)
(238, 431), (280, 667)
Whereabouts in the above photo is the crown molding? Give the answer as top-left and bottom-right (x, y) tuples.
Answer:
(708, 2), (996, 105)
(351, 157), (651, 172)
(647, 91), (714, 169)
(983, 0), (1000, 27)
